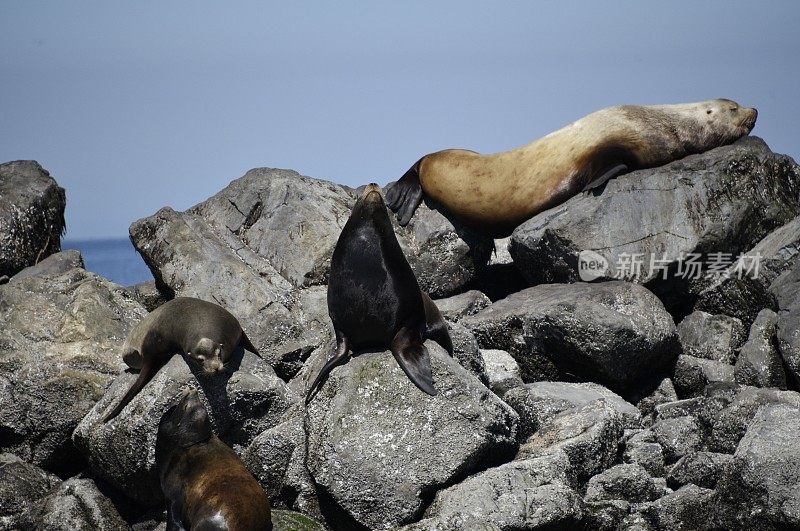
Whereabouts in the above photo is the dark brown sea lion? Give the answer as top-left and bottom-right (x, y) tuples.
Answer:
(306, 184), (453, 402)
(386, 99), (758, 236)
(156, 388), (272, 531)
(103, 297), (260, 422)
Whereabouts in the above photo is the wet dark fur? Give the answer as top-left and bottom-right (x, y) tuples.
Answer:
(156, 390), (272, 531)
(306, 185), (453, 402)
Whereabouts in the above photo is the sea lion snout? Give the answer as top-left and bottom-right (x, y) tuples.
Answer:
(361, 183), (384, 202)
(741, 107), (758, 132)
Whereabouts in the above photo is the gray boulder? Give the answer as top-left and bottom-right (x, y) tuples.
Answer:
(735, 309), (787, 388)
(707, 386), (800, 453)
(462, 281), (679, 394)
(10, 248), (83, 281)
(0, 453), (59, 524)
(123, 280), (166, 312)
(666, 451), (732, 489)
(639, 484), (717, 531)
(509, 138), (800, 309)
(677, 311), (745, 364)
(73, 351), (293, 506)
(623, 439), (665, 478)
(584, 463), (664, 504)
(771, 259), (800, 311)
(0, 261), (145, 474)
(242, 410), (322, 520)
(15, 477), (129, 531)
(479, 349), (523, 397)
(0, 160), (66, 277)
(271, 510), (326, 531)
(303, 343), (518, 529)
(446, 320), (489, 385)
(717, 403), (800, 529)
(433, 290), (491, 322)
(636, 378), (679, 426)
(517, 401), (624, 483)
(697, 214), (800, 327)
(395, 196), (493, 298)
(503, 381), (640, 441)
(672, 355), (735, 398)
(777, 305), (800, 387)
(404, 453), (584, 531)
(650, 416), (703, 464)
(187, 168), (354, 288)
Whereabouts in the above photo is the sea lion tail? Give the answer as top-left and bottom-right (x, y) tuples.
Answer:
(385, 159), (424, 226)
(239, 331), (263, 359)
(103, 362), (159, 423)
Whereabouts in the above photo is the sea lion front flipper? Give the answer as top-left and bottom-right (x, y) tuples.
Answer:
(582, 164), (628, 192)
(391, 326), (436, 396)
(239, 331), (263, 359)
(386, 161), (424, 226)
(103, 357), (168, 423)
(305, 335), (350, 404)
(421, 292), (454, 356)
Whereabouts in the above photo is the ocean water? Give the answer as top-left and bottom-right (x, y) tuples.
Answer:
(62, 238), (153, 287)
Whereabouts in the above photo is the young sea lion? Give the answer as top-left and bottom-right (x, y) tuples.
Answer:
(156, 388), (272, 531)
(103, 297), (260, 422)
(306, 184), (454, 402)
(386, 99), (758, 236)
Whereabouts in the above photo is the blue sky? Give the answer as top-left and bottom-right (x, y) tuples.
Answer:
(2, 1), (798, 239)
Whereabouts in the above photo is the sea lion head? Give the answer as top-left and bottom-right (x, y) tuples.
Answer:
(187, 337), (226, 374)
(157, 388), (213, 449)
(668, 99), (758, 153)
(354, 183), (392, 225)
(704, 98), (758, 136)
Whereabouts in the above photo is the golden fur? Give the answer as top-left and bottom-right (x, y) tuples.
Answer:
(387, 99), (757, 235)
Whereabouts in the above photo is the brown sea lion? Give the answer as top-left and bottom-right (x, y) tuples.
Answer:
(306, 184), (454, 402)
(103, 297), (260, 422)
(386, 99), (758, 236)
(156, 388), (272, 531)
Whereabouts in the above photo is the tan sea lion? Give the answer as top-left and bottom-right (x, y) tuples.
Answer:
(156, 388), (272, 531)
(103, 297), (261, 422)
(305, 184), (454, 402)
(386, 99), (758, 236)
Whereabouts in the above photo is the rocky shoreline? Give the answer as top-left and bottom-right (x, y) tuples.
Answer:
(2, 136), (800, 530)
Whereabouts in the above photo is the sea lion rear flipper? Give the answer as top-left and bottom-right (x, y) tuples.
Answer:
(385, 161), (424, 226)
(103, 358), (167, 423)
(582, 164), (628, 193)
(239, 331), (263, 359)
(305, 336), (350, 404)
(421, 292), (454, 357)
(391, 326), (436, 396)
